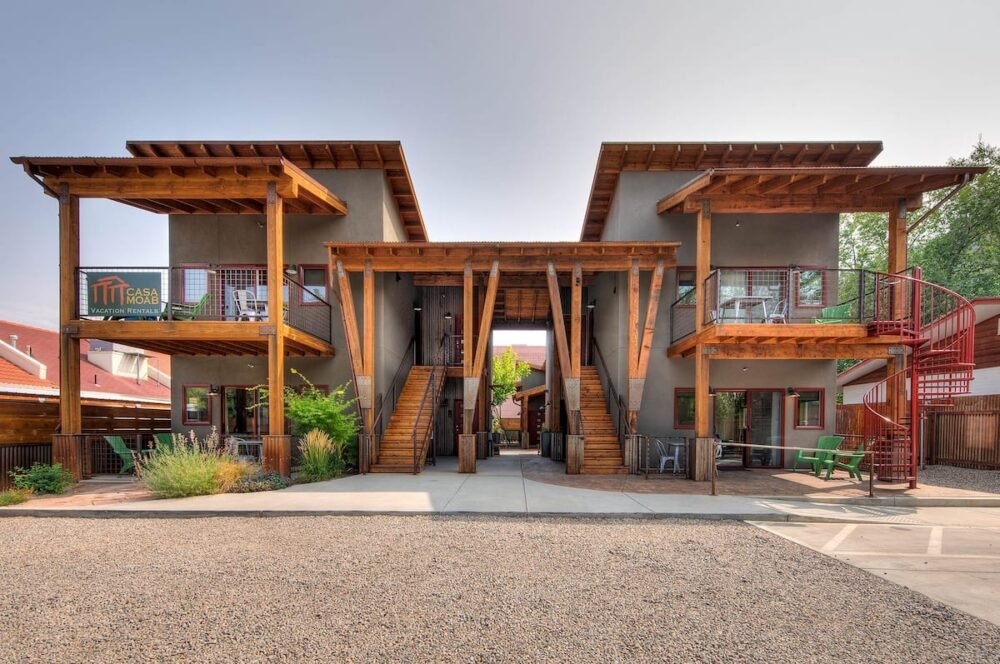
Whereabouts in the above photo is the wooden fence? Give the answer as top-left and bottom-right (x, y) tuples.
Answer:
(0, 396), (171, 489)
(837, 395), (1000, 470)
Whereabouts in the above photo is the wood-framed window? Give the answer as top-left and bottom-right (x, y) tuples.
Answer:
(675, 268), (696, 307)
(182, 385), (211, 424)
(179, 264), (211, 305)
(795, 269), (826, 308)
(674, 388), (695, 429)
(299, 265), (329, 305)
(793, 389), (824, 429)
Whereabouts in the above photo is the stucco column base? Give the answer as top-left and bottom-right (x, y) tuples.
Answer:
(520, 432), (529, 449)
(690, 437), (715, 481)
(52, 434), (85, 481)
(566, 435), (584, 474)
(263, 435), (292, 478)
(458, 434), (476, 473)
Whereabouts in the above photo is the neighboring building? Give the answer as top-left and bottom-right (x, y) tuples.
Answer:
(493, 344), (546, 440)
(12, 139), (985, 484)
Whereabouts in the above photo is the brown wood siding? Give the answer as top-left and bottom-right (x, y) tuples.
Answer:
(0, 397), (171, 446)
(974, 314), (1000, 370)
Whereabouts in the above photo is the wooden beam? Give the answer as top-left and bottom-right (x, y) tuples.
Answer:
(362, 260), (375, 433)
(695, 200), (711, 332)
(636, 259), (665, 378)
(681, 193), (924, 214)
(58, 186), (81, 436)
(570, 262), (582, 378)
(266, 183), (286, 437)
(656, 171), (712, 214)
(627, 259), (640, 380)
(546, 263), (572, 380)
(701, 344), (897, 360)
(334, 260), (364, 381)
(472, 261), (501, 379)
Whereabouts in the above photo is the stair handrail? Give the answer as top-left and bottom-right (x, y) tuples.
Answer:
(591, 337), (632, 438)
(862, 267), (975, 485)
(412, 334), (448, 474)
(373, 336), (416, 437)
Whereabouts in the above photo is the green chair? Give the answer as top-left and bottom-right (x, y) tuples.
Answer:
(792, 435), (844, 475)
(154, 432), (176, 454)
(103, 435), (151, 474)
(815, 303), (854, 324)
(822, 442), (866, 481)
(165, 293), (210, 321)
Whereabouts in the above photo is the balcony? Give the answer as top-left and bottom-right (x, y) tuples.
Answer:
(71, 266), (333, 356)
(668, 268), (907, 360)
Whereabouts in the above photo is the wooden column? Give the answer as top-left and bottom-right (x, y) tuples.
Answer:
(55, 185), (83, 479)
(462, 260), (474, 433)
(887, 199), (908, 321)
(626, 260), (640, 430)
(546, 263), (577, 432)
(570, 262), (582, 379)
(695, 200), (712, 332)
(692, 347), (713, 481)
(362, 260), (375, 434)
(263, 182), (290, 476)
(630, 260), (665, 429)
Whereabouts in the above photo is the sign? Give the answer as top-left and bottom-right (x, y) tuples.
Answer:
(86, 271), (162, 317)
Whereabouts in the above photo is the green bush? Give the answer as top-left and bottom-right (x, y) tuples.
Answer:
(298, 429), (346, 482)
(257, 370), (359, 467)
(10, 463), (74, 494)
(0, 488), (32, 506)
(230, 471), (290, 493)
(137, 429), (258, 498)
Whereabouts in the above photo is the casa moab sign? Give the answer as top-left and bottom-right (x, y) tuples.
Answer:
(87, 272), (162, 317)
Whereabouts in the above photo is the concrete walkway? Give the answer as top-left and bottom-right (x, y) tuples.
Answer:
(6, 453), (1000, 526)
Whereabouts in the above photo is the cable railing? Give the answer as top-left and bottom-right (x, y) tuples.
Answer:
(76, 266), (332, 342)
(411, 334), (448, 474)
(373, 337), (416, 437)
(591, 337), (630, 441)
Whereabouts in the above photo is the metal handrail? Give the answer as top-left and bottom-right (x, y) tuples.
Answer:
(591, 337), (632, 438)
(373, 337), (416, 436)
(411, 334), (448, 474)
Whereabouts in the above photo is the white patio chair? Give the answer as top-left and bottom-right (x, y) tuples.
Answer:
(233, 289), (266, 321)
(654, 438), (680, 474)
(765, 299), (787, 324)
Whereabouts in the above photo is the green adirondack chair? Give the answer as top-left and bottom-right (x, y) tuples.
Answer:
(822, 442), (866, 481)
(154, 432), (176, 454)
(164, 293), (210, 321)
(815, 303), (854, 324)
(792, 435), (844, 475)
(103, 435), (151, 474)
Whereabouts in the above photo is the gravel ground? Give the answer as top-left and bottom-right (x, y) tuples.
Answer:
(921, 465), (1000, 494)
(2, 516), (999, 663)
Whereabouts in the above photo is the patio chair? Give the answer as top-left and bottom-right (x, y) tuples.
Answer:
(815, 303), (854, 324)
(764, 299), (787, 324)
(153, 432), (175, 454)
(103, 435), (151, 474)
(654, 438), (681, 474)
(233, 289), (266, 321)
(822, 442), (866, 481)
(791, 435), (844, 475)
(165, 293), (210, 321)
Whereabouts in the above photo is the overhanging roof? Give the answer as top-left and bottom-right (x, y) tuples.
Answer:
(656, 166), (987, 214)
(11, 156), (348, 215)
(126, 141), (427, 241)
(326, 241), (679, 272)
(581, 141), (884, 240)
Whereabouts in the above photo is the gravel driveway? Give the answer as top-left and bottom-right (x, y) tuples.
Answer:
(2, 516), (999, 663)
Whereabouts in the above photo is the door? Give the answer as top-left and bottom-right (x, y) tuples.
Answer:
(224, 386), (267, 437)
(453, 398), (463, 453)
(451, 315), (465, 366)
(746, 390), (783, 467)
(713, 392), (747, 468)
(528, 402), (545, 447)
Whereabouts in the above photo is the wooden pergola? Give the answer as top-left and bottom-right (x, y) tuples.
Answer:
(12, 154), (353, 477)
(326, 241), (679, 473)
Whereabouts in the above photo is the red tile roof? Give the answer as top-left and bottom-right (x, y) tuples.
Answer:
(0, 321), (170, 402)
(0, 356), (53, 388)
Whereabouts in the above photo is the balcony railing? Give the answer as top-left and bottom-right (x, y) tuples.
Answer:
(670, 267), (876, 343)
(76, 266), (332, 343)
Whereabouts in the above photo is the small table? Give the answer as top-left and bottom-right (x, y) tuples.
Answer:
(719, 296), (770, 323)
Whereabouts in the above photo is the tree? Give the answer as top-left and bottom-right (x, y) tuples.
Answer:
(491, 347), (532, 423)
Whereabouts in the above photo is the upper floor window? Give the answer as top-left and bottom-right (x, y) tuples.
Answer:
(677, 269), (696, 305)
(796, 270), (825, 307)
(182, 268), (209, 304)
(301, 267), (328, 304)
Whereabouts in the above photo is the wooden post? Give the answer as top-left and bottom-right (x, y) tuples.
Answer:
(695, 200), (712, 332)
(571, 262), (582, 379)
(263, 182), (290, 476)
(362, 260), (375, 435)
(55, 185), (83, 479)
(626, 260), (640, 430)
(630, 260), (665, 429)
(546, 262), (578, 434)
(887, 199), (908, 321)
(692, 347), (714, 482)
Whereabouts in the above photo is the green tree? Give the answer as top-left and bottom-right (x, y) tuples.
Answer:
(491, 347), (532, 423)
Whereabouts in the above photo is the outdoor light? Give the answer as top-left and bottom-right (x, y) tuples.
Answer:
(786, 387), (799, 397)
(208, 385), (220, 396)
(284, 265), (298, 276)
(709, 387), (716, 397)
(587, 300), (596, 310)
(444, 311), (453, 320)
(741, 366), (749, 373)
(413, 302), (422, 312)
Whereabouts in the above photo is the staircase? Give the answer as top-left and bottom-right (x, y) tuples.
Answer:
(370, 365), (446, 473)
(863, 269), (976, 486)
(579, 366), (628, 474)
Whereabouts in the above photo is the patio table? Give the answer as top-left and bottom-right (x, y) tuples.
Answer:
(719, 295), (770, 323)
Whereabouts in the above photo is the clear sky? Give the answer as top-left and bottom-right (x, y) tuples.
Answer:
(1, 0), (998, 328)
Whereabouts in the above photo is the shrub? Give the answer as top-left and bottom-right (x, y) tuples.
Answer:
(0, 488), (32, 506)
(137, 429), (259, 498)
(230, 471), (290, 493)
(298, 429), (345, 482)
(10, 463), (74, 494)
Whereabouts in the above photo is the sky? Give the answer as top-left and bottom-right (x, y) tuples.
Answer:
(1, 0), (998, 329)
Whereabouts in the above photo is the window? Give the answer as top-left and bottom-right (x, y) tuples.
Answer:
(301, 267), (328, 304)
(183, 386), (210, 424)
(794, 390), (823, 429)
(676, 269), (696, 305)
(796, 270), (825, 307)
(182, 268), (209, 304)
(675, 389), (695, 429)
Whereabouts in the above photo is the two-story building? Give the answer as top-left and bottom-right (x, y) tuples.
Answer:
(12, 140), (985, 487)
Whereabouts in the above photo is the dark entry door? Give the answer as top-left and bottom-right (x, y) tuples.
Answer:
(453, 398), (463, 453)
(528, 405), (544, 446)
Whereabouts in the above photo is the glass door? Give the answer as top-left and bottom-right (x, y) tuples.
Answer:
(713, 391), (747, 468)
(224, 386), (267, 437)
(746, 390), (783, 467)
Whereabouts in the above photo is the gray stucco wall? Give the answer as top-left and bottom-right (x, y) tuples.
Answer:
(590, 171), (841, 467)
(168, 169), (413, 438)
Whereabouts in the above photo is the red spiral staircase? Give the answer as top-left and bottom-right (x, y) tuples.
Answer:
(863, 268), (976, 487)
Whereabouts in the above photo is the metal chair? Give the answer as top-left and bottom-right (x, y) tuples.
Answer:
(765, 299), (787, 323)
(654, 438), (681, 474)
(233, 290), (266, 321)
